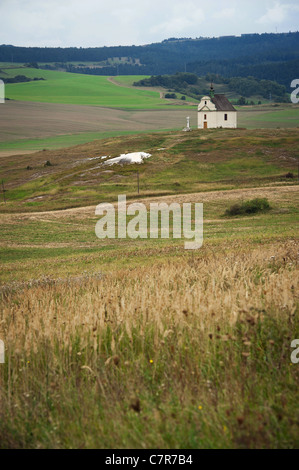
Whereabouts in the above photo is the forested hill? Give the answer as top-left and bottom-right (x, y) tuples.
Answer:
(1, 32), (298, 88)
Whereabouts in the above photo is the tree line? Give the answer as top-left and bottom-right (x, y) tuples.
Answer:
(134, 72), (288, 102)
(0, 32), (298, 88)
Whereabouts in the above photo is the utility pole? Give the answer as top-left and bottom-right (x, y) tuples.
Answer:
(2, 180), (6, 204)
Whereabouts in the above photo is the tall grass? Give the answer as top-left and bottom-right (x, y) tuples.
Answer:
(0, 240), (298, 448)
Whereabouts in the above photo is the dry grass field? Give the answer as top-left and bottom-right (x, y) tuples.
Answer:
(0, 122), (298, 448)
(0, 237), (298, 448)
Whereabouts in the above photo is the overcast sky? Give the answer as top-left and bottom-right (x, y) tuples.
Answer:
(0, 0), (298, 48)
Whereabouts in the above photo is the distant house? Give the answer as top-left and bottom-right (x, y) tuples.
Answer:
(198, 85), (237, 129)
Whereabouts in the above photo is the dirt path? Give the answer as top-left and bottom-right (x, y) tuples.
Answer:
(1, 184), (298, 222)
(107, 77), (197, 106)
(107, 76), (164, 99)
(0, 150), (37, 158)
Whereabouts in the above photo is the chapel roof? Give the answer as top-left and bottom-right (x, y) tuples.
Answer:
(211, 94), (236, 111)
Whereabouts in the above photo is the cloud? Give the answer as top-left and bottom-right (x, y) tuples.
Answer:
(0, 0), (298, 47)
(213, 8), (236, 20)
(257, 2), (299, 24)
(150, 2), (205, 35)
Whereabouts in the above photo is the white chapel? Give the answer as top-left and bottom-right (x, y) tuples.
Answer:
(198, 85), (237, 129)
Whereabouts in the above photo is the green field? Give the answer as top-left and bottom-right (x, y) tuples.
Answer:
(0, 129), (173, 152)
(2, 67), (192, 109)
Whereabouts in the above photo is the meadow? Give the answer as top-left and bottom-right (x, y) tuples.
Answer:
(0, 69), (298, 448)
(2, 67), (187, 109)
(0, 189), (298, 448)
(0, 128), (298, 213)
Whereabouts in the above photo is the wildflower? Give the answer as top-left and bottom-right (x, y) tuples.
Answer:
(149, 359), (154, 364)
(198, 405), (202, 410)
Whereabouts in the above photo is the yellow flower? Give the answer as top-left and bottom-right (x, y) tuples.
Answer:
(198, 405), (202, 410)
(149, 359), (154, 363)
(223, 425), (228, 433)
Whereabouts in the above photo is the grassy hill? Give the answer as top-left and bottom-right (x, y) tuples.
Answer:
(0, 128), (298, 213)
(0, 125), (298, 449)
(1, 66), (289, 107)
(1, 66), (192, 109)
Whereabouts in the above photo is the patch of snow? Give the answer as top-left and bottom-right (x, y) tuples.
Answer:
(87, 156), (110, 161)
(103, 152), (151, 166)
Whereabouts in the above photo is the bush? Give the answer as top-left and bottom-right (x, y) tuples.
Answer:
(165, 93), (177, 99)
(237, 96), (247, 106)
(225, 198), (271, 216)
(285, 172), (294, 179)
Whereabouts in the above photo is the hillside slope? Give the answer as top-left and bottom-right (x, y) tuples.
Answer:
(1, 68), (170, 108)
(0, 128), (298, 213)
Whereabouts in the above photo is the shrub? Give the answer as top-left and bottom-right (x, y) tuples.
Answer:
(237, 96), (247, 106)
(225, 198), (271, 216)
(165, 93), (177, 99)
(285, 172), (294, 179)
